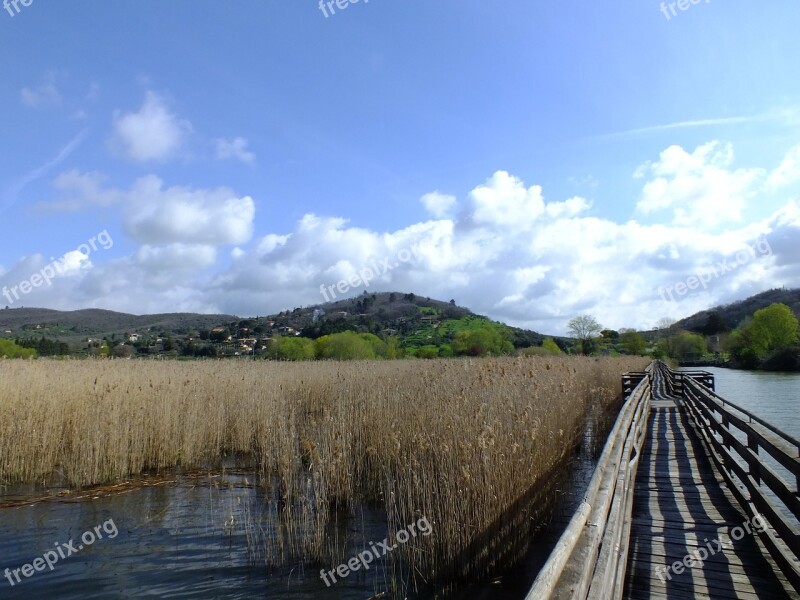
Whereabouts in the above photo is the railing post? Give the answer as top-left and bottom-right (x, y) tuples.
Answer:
(722, 414), (731, 449)
(747, 434), (761, 484)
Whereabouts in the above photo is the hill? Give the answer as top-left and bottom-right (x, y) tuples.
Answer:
(0, 308), (238, 346)
(0, 292), (548, 354)
(673, 288), (800, 334)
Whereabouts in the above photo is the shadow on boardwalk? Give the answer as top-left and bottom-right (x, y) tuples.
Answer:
(624, 373), (797, 599)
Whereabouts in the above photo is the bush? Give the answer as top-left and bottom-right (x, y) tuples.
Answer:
(728, 303), (799, 363)
(0, 339), (36, 359)
(416, 345), (440, 359)
(315, 331), (377, 360)
(519, 338), (563, 357)
(273, 336), (316, 361)
(452, 327), (514, 357)
(761, 346), (800, 372)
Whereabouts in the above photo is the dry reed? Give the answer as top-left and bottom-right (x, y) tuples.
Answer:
(0, 355), (647, 593)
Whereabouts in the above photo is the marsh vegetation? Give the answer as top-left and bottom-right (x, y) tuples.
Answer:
(0, 356), (647, 595)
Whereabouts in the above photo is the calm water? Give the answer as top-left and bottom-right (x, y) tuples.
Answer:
(0, 471), (395, 599)
(701, 367), (800, 439)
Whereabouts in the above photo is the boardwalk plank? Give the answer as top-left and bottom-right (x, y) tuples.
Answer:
(623, 379), (799, 599)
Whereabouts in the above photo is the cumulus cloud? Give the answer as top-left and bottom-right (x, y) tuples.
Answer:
(215, 137), (256, 165)
(11, 142), (800, 334)
(122, 176), (254, 245)
(199, 151), (798, 332)
(42, 172), (255, 246)
(421, 191), (457, 218)
(469, 171), (546, 230)
(635, 142), (765, 227)
(111, 92), (191, 161)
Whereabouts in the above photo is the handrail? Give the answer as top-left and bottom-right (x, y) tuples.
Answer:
(659, 362), (800, 593)
(685, 373), (800, 449)
(526, 363), (653, 599)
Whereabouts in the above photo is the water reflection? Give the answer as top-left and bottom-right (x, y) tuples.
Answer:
(0, 472), (390, 599)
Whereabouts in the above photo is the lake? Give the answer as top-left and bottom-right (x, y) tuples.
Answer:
(700, 367), (800, 439)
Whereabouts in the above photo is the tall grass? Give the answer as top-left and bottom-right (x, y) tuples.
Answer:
(0, 356), (647, 593)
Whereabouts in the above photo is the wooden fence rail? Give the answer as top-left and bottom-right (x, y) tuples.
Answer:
(525, 364), (653, 599)
(668, 362), (800, 592)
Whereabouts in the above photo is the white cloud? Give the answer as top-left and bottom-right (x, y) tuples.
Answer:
(111, 91), (191, 162)
(215, 137), (256, 165)
(200, 159), (798, 333)
(38, 170), (117, 212)
(122, 177), (254, 246)
(421, 191), (457, 218)
(468, 171), (546, 231)
(134, 244), (217, 273)
(41, 172), (255, 246)
(9, 143), (800, 334)
(20, 72), (62, 108)
(635, 142), (765, 227)
(767, 144), (800, 190)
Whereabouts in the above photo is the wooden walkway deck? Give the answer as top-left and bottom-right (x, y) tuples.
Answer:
(624, 371), (798, 599)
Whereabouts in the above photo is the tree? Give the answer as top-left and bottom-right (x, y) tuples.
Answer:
(748, 303), (799, 355)
(111, 344), (136, 359)
(657, 332), (706, 360)
(620, 329), (646, 355)
(700, 312), (730, 336)
(541, 337), (563, 355)
(452, 326), (514, 357)
(521, 337), (564, 357)
(273, 336), (316, 361)
(0, 339), (36, 359)
(315, 331), (376, 360)
(416, 345), (440, 359)
(358, 333), (388, 358)
(209, 329), (229, 343)
(568, 316), (602, 355)
(384, 336), (404, 359)
(728, 303), (799, 365)
(655, 317), (676, 338)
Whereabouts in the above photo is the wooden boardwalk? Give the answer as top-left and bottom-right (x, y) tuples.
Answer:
(624, 370), (798, 599)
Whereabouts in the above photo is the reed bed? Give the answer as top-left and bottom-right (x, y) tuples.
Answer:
(0, 356), (647, 594)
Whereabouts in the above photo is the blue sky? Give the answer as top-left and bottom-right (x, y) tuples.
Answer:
(1, 0), (799, 334)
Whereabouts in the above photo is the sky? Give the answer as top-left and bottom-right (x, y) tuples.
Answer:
(0, 0), (799, 335)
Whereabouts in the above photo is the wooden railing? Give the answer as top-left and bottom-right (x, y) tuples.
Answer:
(526, 365), (652, 599)
(669, 369), (715, 395)
(660, 362), (800, 593)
